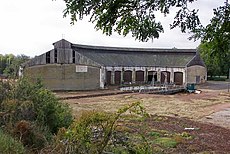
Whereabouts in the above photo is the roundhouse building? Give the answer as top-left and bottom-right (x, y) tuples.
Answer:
(22, 39), (207, 90)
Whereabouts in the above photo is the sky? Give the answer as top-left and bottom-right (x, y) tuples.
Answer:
(0, 0), (225, 57)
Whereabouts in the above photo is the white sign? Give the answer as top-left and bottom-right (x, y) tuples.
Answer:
(76, 65), (88, 72)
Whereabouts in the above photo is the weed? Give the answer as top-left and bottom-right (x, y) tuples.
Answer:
(148, 131), (161, 138)
(154, 137), (178, 148)
(52, 102), (152, 154)
(180, 132), (194, 139)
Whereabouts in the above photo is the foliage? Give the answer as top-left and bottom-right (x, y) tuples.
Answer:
(191, 2), (230, 51)
(0, 78), (73, 151)
(51, 102), (151, 154)
(62, 0), (230, 61)
(0, 129), (26, 154)
(63, 0), (201, 42)
(0, 54), (30, 78)
(13, 120), (50, 150)
(199, 42), (230, 78)
(153, 137), (178, 148)
(148, 131), (162, 138)
(192, 1), (230, 63)
(207, 76), (227, 81)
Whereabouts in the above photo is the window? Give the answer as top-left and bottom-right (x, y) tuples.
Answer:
(46, 51), (50, 64)
(72, 50), (75, 63)
(54, 49), (57, 63)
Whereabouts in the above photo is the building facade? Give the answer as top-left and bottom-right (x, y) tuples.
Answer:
(22, 39), (207, 90)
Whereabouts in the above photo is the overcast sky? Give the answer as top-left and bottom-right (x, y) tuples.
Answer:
(0, 0), (225, 57)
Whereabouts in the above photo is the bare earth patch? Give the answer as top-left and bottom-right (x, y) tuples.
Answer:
(63, 88), (229, 122)
(58, 81), (230, 153)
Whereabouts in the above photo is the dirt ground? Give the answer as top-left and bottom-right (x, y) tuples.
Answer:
(57, 81), (230, 153)
(61, 81), (230, 127)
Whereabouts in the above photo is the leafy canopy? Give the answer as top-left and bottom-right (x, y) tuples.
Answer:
(63, 0), (229, 63)
(191, 1), (230, 53)
(0, 54), (30, 78)
(196, 1), (229, 76)
(63, 0), (201, 42)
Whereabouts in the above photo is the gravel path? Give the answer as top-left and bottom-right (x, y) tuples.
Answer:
(198, 81), (230, 129)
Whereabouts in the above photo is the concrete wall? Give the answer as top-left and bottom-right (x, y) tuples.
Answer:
(24, 64), (100, 90)
(187, 65), (207, 84)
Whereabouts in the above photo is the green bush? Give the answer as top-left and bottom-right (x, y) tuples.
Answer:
(0, 80), (12, 109)
(51, 102), (151, 154)
(0, 129), (25, 154)
(2, 78), (73, 133)
(0, 78), (73, 151)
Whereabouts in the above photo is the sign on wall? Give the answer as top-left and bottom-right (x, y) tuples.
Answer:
(76, 65), (88, 72)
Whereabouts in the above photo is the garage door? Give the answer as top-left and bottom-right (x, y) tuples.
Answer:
(174, 72), (183, 85)
(123, 70), (132, 83)
(136, 71), (144, 82)
(115, 71), (121, 85)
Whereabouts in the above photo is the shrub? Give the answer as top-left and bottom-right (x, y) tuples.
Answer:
(52, 102), (152, 154)
(13, 120), (51, 151)
(1, 78), (73, 133)
(0, 80), (12, 109)
(0, 78), (73, 150)
(0, 129), (25, 154)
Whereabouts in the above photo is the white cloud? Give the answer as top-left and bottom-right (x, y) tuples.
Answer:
(0, 0), (224, 57)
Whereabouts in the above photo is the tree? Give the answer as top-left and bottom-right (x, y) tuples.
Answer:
(191, 1), (230, 55)
(63, 1), (229, 52)
(199, 43), (220, 77)
(0, 54), (30, 78)
(196, 1), (230, 78)
(0, 54), (14, 75)
(0, 54), (7, 74)
(199, 42), (230, 78)
(63, 0), (202, 42)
